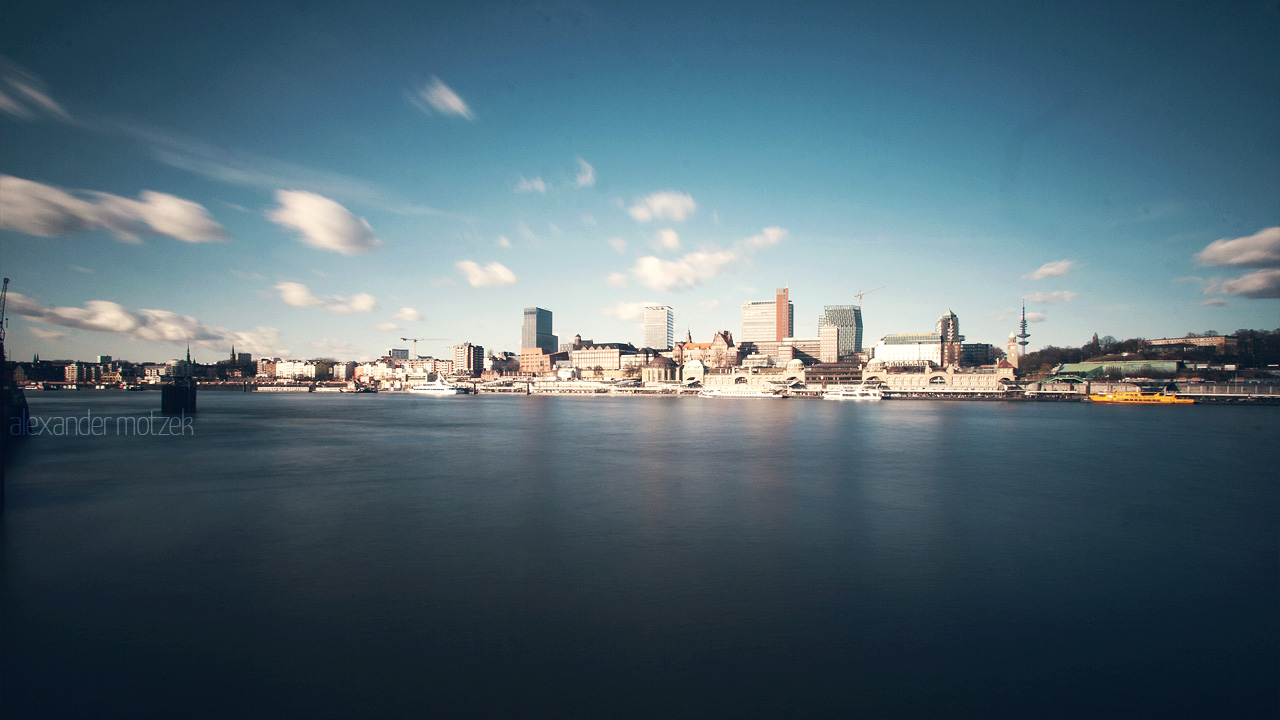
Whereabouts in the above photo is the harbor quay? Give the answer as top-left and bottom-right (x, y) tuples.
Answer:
(9, 307), (1279, 406)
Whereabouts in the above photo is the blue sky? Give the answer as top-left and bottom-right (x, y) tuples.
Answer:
(2, 1), (1277, 363)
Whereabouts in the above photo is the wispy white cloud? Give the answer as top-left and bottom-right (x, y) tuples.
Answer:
(0, 174), (226, 243)
(371, 322), (400, 332)
(1025, 312), (1047, 323)
(1209, 268), (1280, 299)
(655, 228), (681, 251)
(606, 272), (628, 288)
(1199, 298), (1229, 307)
(457, 260), (517, 287)
(70, 265), (94, 274)
(1025, 259), (1074, 280)
(630, 226), (785, 292)
(1196, 227), (1280, 268)
(275, 281), (324, 308)
(602, 301), (657, 323)
(627, 191), (696, 223)
(0, 60), (72, 122)
(408, 77), (475, 120)
(581, 214), (597, 227)
(575, 158), (596, 188)
(8, 292), (288, 355)
(28, 326), (67, 340)
(1024, 290), (1077, 304)
(608, 237), (627, 254)
(515, 176), (546, 194)
(496, 235), (511, 248)
(393, 307), (423, 322)
(517, 222), (540, 244)
(123, 126), (456, 217)
(273, 282), (379, 313)
(267, 190), (381, 256)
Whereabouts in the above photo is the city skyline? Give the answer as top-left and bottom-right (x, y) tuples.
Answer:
(2, 2), (1277, 364)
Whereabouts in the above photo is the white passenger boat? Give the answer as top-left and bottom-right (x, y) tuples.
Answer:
(698, 388), (781, 399)
(408, 377), (465, 395)
(823, 384), (883, 401)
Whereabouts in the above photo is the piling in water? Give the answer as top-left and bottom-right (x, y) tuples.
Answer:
(161, 378), (197, 414)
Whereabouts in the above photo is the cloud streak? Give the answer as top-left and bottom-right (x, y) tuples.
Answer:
(515, 176), (546, 194)
(9, 292), (288, 355)
(1025, 259), (1074, 280)
(602, 301), (658, 323)
(629, 226), (786, 292)
(1194, 227), (1280, 300)
(0, 175), (226, 243)
(122, 126), (457, 217)
(1196, 227), (1280, 268)
(628, 191), (696, 223)
(575, 159), (596, 187)
(408, 77), (475, 120)
(267, 190), (381, 255)
(1024, 290), (1077, 304)
(1210, 269), (1280, 299)
(0, 59), (72, 122)
(457, 260), (517, 287)
(273, 282), (378, 313)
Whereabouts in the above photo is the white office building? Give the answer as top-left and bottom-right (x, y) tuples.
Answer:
(643, 305), (674, 350)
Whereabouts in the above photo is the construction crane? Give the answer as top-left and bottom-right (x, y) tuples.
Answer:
(853, 286), (885, 305)
(400, 337), (424, 359)
(0, 278), (9, 343)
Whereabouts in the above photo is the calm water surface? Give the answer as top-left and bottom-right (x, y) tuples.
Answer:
(2, 393), (1277, 717)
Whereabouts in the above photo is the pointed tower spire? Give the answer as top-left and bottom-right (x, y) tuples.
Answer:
(186, 344), (192, 363)
(1015, 302), (1031, 355)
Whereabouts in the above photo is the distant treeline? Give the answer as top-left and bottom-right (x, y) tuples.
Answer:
(1020, 328), (1280, 376)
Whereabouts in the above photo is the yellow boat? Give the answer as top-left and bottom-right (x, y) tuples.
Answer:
(1087, 391), (1194, 405)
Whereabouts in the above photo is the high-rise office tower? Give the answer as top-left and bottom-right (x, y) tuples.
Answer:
(775, 287), (793, 342)
(643, 305), (674, 350)
(521, 307), (558, 353)
(818, 305), (864, 359)
(740, 288), (794, 345)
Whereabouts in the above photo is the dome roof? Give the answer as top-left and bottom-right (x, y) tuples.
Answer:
(785, 358), (805, 372)
(647, 356), (676, 368)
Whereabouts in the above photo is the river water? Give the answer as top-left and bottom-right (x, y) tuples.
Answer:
(2, 393), (1276, 717)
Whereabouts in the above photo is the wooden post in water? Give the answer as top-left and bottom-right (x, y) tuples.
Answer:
(161, 377), (198, 414)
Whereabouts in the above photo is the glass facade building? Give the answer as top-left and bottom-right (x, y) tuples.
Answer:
(818, 305), (864, 358)
(522, 307), (558, 353)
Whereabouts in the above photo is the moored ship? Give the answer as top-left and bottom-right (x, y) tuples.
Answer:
(1088, 391), (1194, 405)
(698, 388), (782, 399)
(823, 384), (883, 401)
(408, 377), (465, 395)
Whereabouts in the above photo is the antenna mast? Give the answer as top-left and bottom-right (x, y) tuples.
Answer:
(1016, 302), (1031, 354)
